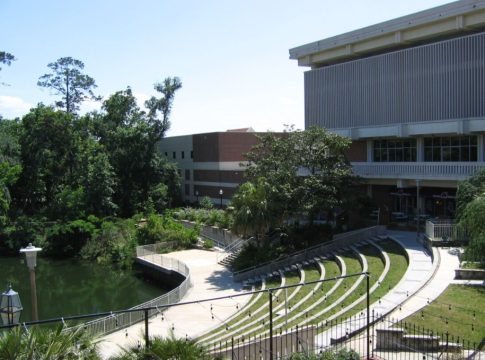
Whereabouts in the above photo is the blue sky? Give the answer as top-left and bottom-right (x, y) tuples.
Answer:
(1, 0), (449, 136)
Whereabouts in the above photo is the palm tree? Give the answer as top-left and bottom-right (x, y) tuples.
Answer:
(231, 178), (277, 243)
(0, 325), (100, 360)
(110, 333), (212, 360)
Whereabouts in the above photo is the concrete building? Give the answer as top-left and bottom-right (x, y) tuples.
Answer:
(159, 129), (261, 206)
(290, 0), (485, 219)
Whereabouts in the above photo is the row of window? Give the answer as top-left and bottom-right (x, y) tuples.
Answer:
(164, 150), (194, 160)
(373, 136), (479, 162)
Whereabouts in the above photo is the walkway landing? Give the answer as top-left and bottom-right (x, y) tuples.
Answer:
(99, 249), (249, 359)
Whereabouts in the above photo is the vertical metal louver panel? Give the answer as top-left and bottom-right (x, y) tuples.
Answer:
(304, 32), (485, 129)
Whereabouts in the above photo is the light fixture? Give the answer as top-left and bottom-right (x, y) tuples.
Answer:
(0, 285), (23, 325)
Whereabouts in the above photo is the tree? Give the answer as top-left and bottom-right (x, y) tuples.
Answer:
(0, 51), (15, 71)
(15, 105), (76, 213)
(231, 178), (278, 241)
(92, 88), (180, 216)
(37, 57), (100, 114)
(456, 167), (485, 261)
(244, 126), (356, 226)
(145, 77), (182, 142)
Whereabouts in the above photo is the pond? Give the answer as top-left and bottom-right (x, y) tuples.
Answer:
(0, 256), (168, 323)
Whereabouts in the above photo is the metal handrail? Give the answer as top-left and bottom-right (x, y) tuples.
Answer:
(74, 245), (192, 337)
(233, 226), (385, 282)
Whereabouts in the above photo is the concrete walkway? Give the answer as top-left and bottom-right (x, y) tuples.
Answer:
(385, 231), (460, 322)
(99, 231), (463, 357)
(99, 248), (249, 359)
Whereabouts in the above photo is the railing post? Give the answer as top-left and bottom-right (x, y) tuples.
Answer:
(144, 309), (149, 348)
(269, 290), (274, 360)
(366, 272), (370, 360)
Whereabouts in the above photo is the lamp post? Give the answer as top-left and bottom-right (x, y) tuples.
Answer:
(0, 285), (23, 326)
(195, 190), (199, 205)
(219, 189), (223, 209)
(20, 243), (42, 321)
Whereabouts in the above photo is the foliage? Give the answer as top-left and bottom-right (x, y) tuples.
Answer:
(80, 217), (137, 267)
(144, 77), (182, 143)
(173, 207), (233, 229)
(0, 162), (21, 227)
(93, 88), (181, 216)
(0, 51), (15, 71)
(0, 325), (100, 360)
(37, 56), (100, 114)
(234, 125), (359, 244)
(456, 167), (485, 261)
(203, 238), (214, 249)
(136, 213), (199, 248)
(199, 196), (214, 209)
(456, 167), (485, 219)
(231, 242), (279, 271)
(231, 178), (277, 240)
(110, 333), (210, 360)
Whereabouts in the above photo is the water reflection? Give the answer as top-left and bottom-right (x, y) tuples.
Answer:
(0, 257), (167, 322)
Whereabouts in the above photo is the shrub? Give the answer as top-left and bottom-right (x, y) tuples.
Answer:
(200, 196), (214, 209)
(203, 238), (214, 249)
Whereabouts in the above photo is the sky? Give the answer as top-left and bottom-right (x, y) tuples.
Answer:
(0, 0), (451, 136)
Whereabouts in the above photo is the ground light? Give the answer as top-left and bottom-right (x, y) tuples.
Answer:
(20, 243), (42, 321)
(0, 285), (23, 325)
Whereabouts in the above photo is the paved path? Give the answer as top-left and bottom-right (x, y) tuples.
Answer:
(385, 231), (460, 322)
(99, 248), (249, 359)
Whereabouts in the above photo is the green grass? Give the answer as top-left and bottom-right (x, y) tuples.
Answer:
(401, 285), (485, 347)
(461, 262), (485, 270)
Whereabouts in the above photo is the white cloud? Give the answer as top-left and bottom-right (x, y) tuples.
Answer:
(0, 95), (32, 118)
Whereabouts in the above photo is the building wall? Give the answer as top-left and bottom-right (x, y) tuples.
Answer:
(305, 32), (485, 130)
(159, 132), (263, 205)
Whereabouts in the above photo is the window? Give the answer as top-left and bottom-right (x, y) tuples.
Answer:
(190, 150), (193, 159)
(185, 169), (190, 181)
(424, 136), (477, 162)
(373, 138), (416, 162)
(181, 151), (185, 159)
(164, 152), (168, 157)
(185, 184), (190, 196)
(172, 151), (176, 159)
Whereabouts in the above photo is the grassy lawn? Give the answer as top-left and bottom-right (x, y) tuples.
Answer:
(401, 285), (485, 347)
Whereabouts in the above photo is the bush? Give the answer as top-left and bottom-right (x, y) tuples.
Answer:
(80, 217), (137, 268)
(203, 238), (214, 249)
(136, 213), (199, 249)
(199, 196), (214, 209)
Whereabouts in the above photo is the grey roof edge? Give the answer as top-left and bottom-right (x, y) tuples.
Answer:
(289, 0), (485, 60)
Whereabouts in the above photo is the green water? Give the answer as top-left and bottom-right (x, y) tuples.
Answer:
(0, 256), (168, 323)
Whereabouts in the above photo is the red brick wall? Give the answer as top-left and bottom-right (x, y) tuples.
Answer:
(345, 140), (367, 162)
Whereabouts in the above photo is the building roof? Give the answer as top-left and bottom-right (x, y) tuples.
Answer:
(226, 127), (255, 132)
(289, 0), (485, 68)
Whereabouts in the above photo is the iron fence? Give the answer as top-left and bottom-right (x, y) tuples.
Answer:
(73, 248), (192, 338)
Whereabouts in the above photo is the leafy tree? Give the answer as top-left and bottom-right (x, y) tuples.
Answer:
(93, 88), (180, 216)
(456, 167), (485, 219)
(243, 126), (356, 227)
(145, 76), (182, 142)
(15, 105), (77, 214)
(0, 119), (21, 164)
(37, 57), (100, 114)
(456, 168), (485, 261)
(0, 162), (21, 227)
(0, 51), (15, 70)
